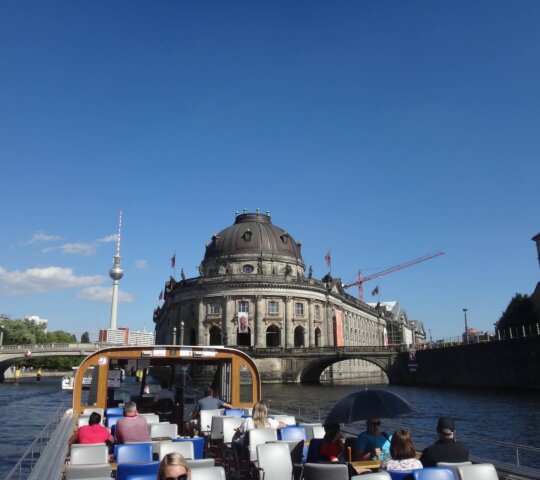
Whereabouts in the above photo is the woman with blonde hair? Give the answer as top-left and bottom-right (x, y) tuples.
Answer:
(158, 452), (190, 480)
(233, 401), (286, 446)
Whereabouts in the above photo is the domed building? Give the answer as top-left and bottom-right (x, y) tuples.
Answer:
(154, 211), (386, 382)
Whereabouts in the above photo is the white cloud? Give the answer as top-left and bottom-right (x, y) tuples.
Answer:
(77, 286), (134, 304)
(43, 243), (96, 256)
(97, 234), (118, 243)
(135, 259), (148, 269)
(0, 266), (106, 295)
(26, 232), (61, 244)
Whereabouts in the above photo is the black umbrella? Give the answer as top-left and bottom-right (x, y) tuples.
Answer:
(325, 389), (417, 425)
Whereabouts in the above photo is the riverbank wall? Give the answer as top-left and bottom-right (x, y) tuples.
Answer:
(389, 336), (540, 391)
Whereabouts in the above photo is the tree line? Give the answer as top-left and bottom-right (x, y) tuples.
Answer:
(0, 317), (90, 370)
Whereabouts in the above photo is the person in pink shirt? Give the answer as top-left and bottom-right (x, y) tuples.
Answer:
(69, 412), (113, 445)
(115, 401), (151, 443)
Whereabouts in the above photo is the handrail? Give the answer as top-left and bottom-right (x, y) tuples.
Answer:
(4, 402), (68, 480)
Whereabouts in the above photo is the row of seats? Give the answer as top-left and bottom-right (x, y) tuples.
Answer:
(65, 458), (220, 480)
(297, 463), (498, 480)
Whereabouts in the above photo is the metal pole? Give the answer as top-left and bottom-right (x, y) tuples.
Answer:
(0, 328), (3, 348)
(462, 308), (469, 344)
(180, 321), (185, 346)
(172, 327), (177, 346)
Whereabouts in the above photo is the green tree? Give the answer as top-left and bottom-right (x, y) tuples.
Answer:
(497, 293), (539, 331)
(81, 331), (90, 343)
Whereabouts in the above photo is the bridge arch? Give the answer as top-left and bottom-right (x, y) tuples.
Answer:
(297, 354), (391, 384)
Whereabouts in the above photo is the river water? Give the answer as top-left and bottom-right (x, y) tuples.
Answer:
(1, 378), (539, 478)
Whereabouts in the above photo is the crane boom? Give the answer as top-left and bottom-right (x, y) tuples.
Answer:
(343, 250), (445, 301)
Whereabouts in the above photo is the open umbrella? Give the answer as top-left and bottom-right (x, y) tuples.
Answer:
(325, 389), (417, 425)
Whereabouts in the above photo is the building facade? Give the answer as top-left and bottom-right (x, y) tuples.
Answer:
(153, 212), (386, 381)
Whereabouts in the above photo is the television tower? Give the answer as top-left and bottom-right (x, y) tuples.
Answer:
(109, 210), (124, 330)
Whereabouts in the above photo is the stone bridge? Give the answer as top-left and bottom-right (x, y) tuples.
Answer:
(0, 343), (101, 380)
(236, 345), (403, 383)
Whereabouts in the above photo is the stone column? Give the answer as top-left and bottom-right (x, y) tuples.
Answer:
(197, 297), (205, 346)
(224, 296), (234, 346)
(308, 299), (315, 347)
(325, 300), (333, 347)
(283, 297), (290, 347)
(286, 298), (294, 347)
(255, 296), (265, 347)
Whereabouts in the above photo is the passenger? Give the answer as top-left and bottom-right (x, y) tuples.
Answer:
(233, 400), (286, 446)
(68, 412), (114, 446)
(158, 452), (190, 480)
(115, 401), (151, 443)
(319, 423), (345, 462)
(192, 386), (233, 415)
(419, 417), (469, 467)
(380, 429), (423, 471)
(355, 418), (392, 461)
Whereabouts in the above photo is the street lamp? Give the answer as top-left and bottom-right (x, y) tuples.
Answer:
(0, 326), (3, 348)
(172, 326), (177, 346)
(463, 308), (469, 344)
(180, 321), (185, 346)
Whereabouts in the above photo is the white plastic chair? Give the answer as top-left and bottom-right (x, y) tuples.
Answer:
(82, 407), (104, 417)
(256, 441), (294, 480)
(189, 466), (226, 480)
(70, 444), (109, 465)
(149, 422), (178, 439)
(200, 408), (222, 434)
(456, 463), (498, 480)
(158, 440), (195, 460)
(64, 464), (112, 479)
(298, 423), (323, 441)
(247, 428), (278, 463)
(272, 414), (296, 425)
(187, 458), (216, 469)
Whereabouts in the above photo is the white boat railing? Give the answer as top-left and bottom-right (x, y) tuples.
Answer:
(4, 402), (71, 480)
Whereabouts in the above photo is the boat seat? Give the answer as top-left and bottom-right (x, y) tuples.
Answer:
(114, 442), (153, 463)
(301, 462), (349, 480)
(257, 441), (294, 480)
(351, 473), (391, 480)
(298, 423), (324, 441)
(272, 414), (296, 425)
(456, 463), (498, 480)
(82, 407), (104, 417)
(115, 462), (160, 480)
(187, 458), (216, 469)
(247, 427), (278, 463)
(436, 461), (471, 479)
(77, 416), (91, 428)
(64, 463), (112, 479)
(149, 422), (178, 440)
(388, 471), (413, 480)
(199, 409), (222, 435)
(412, 467), (456, 480)
(223, 408), (244, 417)
(106, 407), (124, 416)
(189, 466), (226, 480)
(70, 444), (109, 465)
(158, 440), (195, 460)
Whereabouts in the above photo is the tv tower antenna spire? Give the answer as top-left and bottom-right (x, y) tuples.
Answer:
(108, 210), (124, 330)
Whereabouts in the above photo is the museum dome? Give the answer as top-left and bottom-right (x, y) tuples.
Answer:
(203, 212), (304, 265)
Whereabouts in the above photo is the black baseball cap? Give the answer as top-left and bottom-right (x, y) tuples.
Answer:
(437, 417), (455, 435)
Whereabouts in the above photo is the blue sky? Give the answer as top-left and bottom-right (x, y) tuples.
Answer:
(1, 1), (539, 341)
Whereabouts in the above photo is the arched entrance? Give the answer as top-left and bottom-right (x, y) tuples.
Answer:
(266, 325), (280, 347)
(237, 327), (251, 347)
(294, 326), (305, 347)
(315, 327), (321, 347)
(209, 326), (222, 345)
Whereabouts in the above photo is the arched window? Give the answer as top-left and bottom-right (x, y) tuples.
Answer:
(209, 326), (221, 345)
(266, 325), (280, 347)
(315, 327), (322, 347)
(189, 328), (196, 345)
(294, 326), (305, 347)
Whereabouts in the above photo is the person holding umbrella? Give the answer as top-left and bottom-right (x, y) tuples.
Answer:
(355, 418), (392, 461)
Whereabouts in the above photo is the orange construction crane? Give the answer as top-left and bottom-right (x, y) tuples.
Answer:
(343, 250), (445, 301)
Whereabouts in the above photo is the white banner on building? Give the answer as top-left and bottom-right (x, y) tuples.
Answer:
(238, 312), (249, 333)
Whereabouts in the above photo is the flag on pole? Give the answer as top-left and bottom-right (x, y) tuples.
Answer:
(171, 253), (176, 269)
(371, 285), (379, 296)
(159, 290), (163, 300)
(325, 251), (331, 267)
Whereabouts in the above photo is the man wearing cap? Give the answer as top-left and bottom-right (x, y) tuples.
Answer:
(419, 417), (469, 467)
